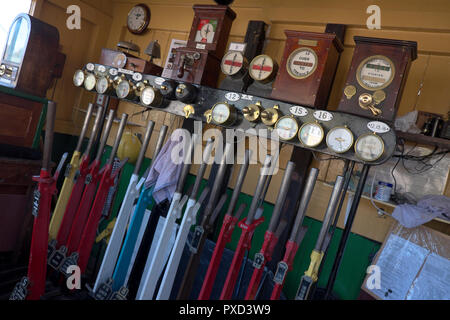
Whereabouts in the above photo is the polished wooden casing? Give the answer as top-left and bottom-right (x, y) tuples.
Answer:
(0, 14), (64, 98)
(0, 92), (43, 148)
(187, 4), (236, 58)
(168, 47), (220, 87)
(271, 30), (343, 108)
(337, 36), (417, 123)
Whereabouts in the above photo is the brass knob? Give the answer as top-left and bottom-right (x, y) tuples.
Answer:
(176, 87), (183, 94)
(243, 103), (262, 122)
(359, 93), (373, 108)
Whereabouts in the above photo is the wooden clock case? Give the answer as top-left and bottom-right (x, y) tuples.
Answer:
(271, 30), (343, 108)
(337, 36), (417, 122)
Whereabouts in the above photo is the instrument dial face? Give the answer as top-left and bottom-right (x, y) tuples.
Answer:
(195, 19), (217, 43)
(73, 70), (85, 87)
(249, 55), (274, 81)
(112, 52), (127, 68)
(211, 103), (231, 124)
(84, 74), (96, 91)
(326, 126), (354, 153)
(116, 81), (130, 99)
(127, 4), (150, 34)
(355, 133), (385, 162)
(274, 116), (299, 141)
(96, 77), (109, 94)
(299, 122), (324, 147)
(221, 51), (245, 76)
(140, 87), (156, 106)
(357, 55), (395, 91)
(286, 47), (318, 79)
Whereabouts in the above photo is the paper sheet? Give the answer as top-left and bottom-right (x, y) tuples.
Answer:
(406, 253), (450, 300)
(368, 234), (429, 300)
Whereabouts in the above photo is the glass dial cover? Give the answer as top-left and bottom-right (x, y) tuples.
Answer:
(221, 51), (245, 76)
(326, 127), (354, 153)
(116, 81), (130, 99)
(355, 133), (385, 161)
(211, 103), (231, 124)
(275, 116), (299, 141)
(195, 19), (217, 43)
(357, 55), (395, 91)
(286, 47), (318, 79)
(299, 122), (324, 147)
(96, 76), (109, 94)
(140, 87), (156, 106)
(84, 74), (96, 91)
(73, 70), (85, 87)
(249, 55), (274, 81)
(127, 4), (150, 33)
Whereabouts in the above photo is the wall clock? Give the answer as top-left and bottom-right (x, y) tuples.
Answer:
(127, 3), (151, 35)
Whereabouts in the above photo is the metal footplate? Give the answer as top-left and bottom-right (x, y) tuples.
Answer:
(9, 277), (30, 300)
(253, 253), (265, 269)
(273, 262), (289, 284)
(59, 252), (79, 277)
(188, 225), (204, 254)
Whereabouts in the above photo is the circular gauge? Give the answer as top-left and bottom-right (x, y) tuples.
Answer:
(326, 126), (354, 153)
(109, 68), (118, 76)
(97, 65), (107, 76)
(84, 74), (97, 91)
(112, 52), (127, 68)
(86, 63), (95, 72)
(249, 54), (276, 82)
(96, 76), (111, 94)
(116, 80), (131, 99)
(140, 86), (161, 106)
(286, 47), (318, 79)
(210, 102), (236, 125)
(298, 122), (324, 147)
(356, 55), (395, 91)
(132, 72), (143, 82)
(220, 51), (245, 76)
(73, 70), (85, 87)
(274, 116), (299, 141)
(355, 133), (385, 162)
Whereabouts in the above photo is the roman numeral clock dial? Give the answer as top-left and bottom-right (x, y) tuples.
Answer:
(127, 4), (151, 35)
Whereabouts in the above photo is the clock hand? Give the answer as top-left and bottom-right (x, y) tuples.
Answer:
(259, 58), (266, 79)
(230, 53), (237, 74)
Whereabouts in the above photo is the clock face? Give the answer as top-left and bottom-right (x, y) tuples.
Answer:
(356, 55), (395, 91)
(286, 47), (318, 79)
(194, 19), (217, 43)
(127, 4), (150, 34)
(249, 55), (275, 81)
(221, 51), (245, 76)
